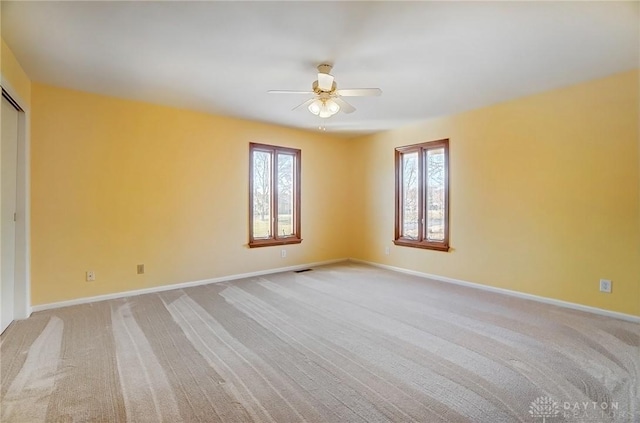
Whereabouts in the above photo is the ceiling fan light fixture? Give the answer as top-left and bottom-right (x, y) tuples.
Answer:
(308, 98), (340, 118)
(308, 99), (323, 115)
(327, 99), (340, 114)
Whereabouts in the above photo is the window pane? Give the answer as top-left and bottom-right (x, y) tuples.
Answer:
(252, 150), (271, 239)
(277, 153), (294, 237)
(425, 148), (445, 241)
(402, 152), (419, 240)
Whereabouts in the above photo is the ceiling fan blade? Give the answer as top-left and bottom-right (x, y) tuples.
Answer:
(332, 97), (355, 114)
(292, 98), (316, 111)
(268, 90), (314, 94)
(317, 73), (335, 91)
(336, 88), (382, 97)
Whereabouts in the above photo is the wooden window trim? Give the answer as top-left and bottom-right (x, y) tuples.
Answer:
(393, 139), (450, 252)
(249, 142), (302, 248)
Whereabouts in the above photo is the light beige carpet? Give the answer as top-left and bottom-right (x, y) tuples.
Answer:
(1, 262), (638, 422)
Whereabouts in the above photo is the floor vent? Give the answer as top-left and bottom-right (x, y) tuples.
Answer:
(294, 269), (313, 273)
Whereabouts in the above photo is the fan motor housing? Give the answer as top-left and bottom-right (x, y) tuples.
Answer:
(312, 80), (337, 93)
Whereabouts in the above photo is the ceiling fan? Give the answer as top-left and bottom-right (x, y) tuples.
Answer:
(268, 64), (382, 118)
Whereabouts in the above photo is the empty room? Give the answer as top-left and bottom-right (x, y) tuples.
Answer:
(1, 2), (638, 422)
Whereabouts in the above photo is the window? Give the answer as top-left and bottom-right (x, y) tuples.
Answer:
(394, 139), (449, 251)
(249, 143), (301, 247)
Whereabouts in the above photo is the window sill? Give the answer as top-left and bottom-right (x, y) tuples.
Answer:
(393, 239), (449, 252)
(249, 238), (302, 248)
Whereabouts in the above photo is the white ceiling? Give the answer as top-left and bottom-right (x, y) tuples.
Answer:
(2, 1), (638, 136)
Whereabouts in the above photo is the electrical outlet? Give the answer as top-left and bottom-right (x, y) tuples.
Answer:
(599, 279), (612, 293)
(137, 264), (145, 274)
(86, 271), (95, 282)
(384, 246), (390, 255)
(281, 249), (287, 258)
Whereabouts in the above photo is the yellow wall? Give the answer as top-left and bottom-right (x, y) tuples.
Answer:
(348, 70), (640, 316)
(23, 62), (640, 316)
(31, 83), (350, 305)
(1, 39), (31, 108)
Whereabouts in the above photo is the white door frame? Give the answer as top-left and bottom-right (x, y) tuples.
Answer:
(1, 78), (31, 321)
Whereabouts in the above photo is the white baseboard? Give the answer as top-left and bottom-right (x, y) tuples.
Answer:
(31, 258), (348, 313)
(28, 257), (640, 323)
(349, 259), (640, 323)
